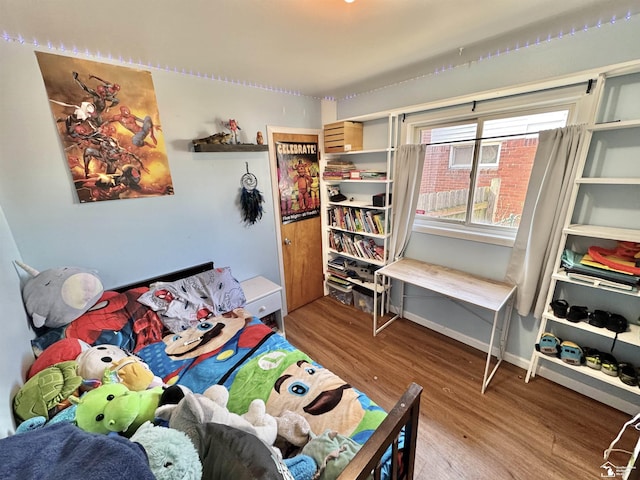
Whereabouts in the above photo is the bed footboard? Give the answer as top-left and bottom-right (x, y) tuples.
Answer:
(338, 382), (423, 480)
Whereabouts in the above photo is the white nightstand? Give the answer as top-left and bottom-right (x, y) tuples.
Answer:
(240, 276), (284, 336)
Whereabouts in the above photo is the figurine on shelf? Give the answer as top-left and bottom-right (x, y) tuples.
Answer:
(192, 132), (232, 147)
(222, 119), (242, 144)
(256, 131), (264, 145)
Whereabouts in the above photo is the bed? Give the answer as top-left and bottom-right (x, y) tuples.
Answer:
(9, 262), (422, 480)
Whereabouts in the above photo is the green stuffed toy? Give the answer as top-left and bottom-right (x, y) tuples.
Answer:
(70, 382), (163, 437)
(13, 360), (83, 423)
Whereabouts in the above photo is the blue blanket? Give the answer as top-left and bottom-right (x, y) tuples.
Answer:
(0, 423), (155, 480)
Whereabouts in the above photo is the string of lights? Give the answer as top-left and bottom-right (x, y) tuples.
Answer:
(1, 9), (636, 102)
(340, 10), (637, 101)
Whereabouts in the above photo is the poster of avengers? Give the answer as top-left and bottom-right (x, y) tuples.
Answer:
(36, 52), (174, 203)
(276, 141), (320, 224)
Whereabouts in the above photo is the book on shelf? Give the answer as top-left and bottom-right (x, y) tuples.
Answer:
(324, 159), (356, 180)
(328, 206), (385, 235)
(327, 274), (352, 286)
(328, 258), (346, 270)
(327, 267), (349, 279)
(329, 231), (385, 262)
(358, 170), (387, 180)
(372, 213), (385, 234)
(323, 172), (351, 181)
(326, 279), (353, 292)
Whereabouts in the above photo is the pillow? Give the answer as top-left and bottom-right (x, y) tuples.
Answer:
(137, 267), (246, 333)
(31, 287), (164, 356)
(17, 262), (104, 329)
(194, 423), (289, 480)
(28, 338), (90, 379)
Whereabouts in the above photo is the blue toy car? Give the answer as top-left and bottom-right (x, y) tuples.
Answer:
(536, 332), (562, 356)
(560, 341), (584, 366)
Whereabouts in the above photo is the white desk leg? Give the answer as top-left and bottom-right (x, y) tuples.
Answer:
(481, 291), (515, 393)
(374, 274), (403, 336)
(373, 272), (380, 336)
(482, 309), (501, 394)
(399, 280), (405, 317)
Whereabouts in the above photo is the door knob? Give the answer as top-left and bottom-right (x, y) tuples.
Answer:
(284, 238), (292, 245)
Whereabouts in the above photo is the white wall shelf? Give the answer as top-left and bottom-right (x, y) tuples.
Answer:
(525, 67), (640, 403)
(321, 114), (398, 310)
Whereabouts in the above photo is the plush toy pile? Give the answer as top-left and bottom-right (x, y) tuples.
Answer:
(7, 262), (381, 480)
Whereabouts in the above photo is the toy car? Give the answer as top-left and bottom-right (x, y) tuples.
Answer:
(535, 332), (562, 356)
(560, 341), (584, 366)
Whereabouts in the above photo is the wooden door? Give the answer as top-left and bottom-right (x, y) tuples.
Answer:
(271, 131), (324, 312)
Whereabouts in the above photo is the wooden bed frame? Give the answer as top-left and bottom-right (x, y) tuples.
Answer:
(115, 262), (423, 480)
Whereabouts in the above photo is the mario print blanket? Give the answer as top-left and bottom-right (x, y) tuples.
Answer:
(136, 311), (388, 446)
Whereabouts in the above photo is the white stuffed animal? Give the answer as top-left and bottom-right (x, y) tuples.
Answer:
(75, 345), (162, 391)
(76, 344), (128, 381)
(205, 384), (278, 447)
(156, 385), (280, 457)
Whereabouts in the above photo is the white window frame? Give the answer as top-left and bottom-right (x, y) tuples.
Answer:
(401, 84), (594, 246)
(449, 141), (501, 169)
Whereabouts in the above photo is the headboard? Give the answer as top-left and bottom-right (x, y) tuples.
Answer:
(113, 262), (214, 292)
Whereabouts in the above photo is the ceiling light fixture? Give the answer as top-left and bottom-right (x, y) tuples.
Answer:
(344, 0), (355, 3)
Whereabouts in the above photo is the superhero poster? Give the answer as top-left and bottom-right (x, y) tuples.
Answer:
(35, 51), (174, 203)
(276, 141), (320, 224)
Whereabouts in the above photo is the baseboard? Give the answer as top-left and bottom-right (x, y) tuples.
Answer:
(399, 308), (639, 415)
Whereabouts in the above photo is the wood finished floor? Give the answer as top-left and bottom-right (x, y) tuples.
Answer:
(284, 296), (638, 480)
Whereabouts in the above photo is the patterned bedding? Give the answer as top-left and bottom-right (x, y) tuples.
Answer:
(26, 266), (393, 466)
(137, 311), (387, 446)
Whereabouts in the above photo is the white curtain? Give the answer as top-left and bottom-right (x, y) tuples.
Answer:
(389, 144), (427, 261)
(505, 124), (586, 319)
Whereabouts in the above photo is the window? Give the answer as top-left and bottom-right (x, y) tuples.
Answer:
(404, 94), (584, 245)
(416, 110), (568, 229)
(400, 82), (595, 245)
(450, 142), (500, 168)
(430, 123), (502, 168)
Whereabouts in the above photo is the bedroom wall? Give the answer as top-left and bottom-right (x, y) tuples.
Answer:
(335, 16), (640, 412)
(0, 205), (31, 437)
(0, 40), (321, 436)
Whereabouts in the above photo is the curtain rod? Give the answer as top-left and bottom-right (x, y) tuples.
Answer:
(398, 78), (593, 128)
(422, 130), (537, 147)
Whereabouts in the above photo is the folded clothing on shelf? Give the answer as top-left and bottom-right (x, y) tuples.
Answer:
(561, 249), (640, 289)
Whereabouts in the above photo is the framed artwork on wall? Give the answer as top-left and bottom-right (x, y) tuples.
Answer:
(275, 141), (320, 225)
(35, 51), (174, 203)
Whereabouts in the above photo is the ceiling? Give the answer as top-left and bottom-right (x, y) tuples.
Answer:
(2, 0), (639, 99)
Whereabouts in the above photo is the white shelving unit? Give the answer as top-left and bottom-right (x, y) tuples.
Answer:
(525, 65), (640, 402)
(321, 114), (398, 313)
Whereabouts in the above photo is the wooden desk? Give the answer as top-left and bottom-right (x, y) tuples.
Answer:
(373, 257), (516, 393)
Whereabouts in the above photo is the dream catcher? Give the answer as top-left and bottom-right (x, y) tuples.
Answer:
(240, 162), (264, 225)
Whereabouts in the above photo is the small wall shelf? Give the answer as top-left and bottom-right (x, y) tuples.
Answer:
(192, 143), (269, 152)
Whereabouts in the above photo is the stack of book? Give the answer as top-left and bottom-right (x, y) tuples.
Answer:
(328, 231), (385, 262)
(323, 159), (356, 180)
(327, 256), (377, 284)
(326, 256), (354, 292)
(349, 170), (387, 180)
(328, 206), (385, 235)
